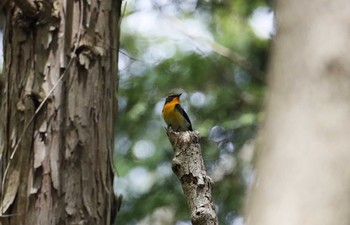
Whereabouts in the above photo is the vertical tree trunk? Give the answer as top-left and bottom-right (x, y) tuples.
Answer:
(0, 1), (120, 224)
(246, 1), (350, 225)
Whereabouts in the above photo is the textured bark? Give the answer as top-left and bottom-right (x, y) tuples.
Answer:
(0, 1), (121, 224)
(12, 0), (37, 17)
(246, 1), (350, 225)
(167, 129), (218, 225)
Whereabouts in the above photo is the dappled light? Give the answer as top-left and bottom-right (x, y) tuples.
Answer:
(133, 140), (156, 159)
(115, 167), (155, 197)
(249, 7), (274, 39)
(114, 0), (271, 224)
(190, 91), (207, 108)
(4, 1), (348, 224)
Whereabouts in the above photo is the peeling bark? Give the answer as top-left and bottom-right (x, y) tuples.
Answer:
(167, 128), (218, 225)
(12, 0), (38, 17)
(0, 1), (121, 224)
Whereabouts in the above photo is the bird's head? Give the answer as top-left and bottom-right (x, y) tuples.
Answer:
(165, 93), (182, 104)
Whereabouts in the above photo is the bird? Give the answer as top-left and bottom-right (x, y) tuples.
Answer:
(162, 93), (193, 131)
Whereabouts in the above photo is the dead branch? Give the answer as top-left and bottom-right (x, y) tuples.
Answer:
(167, 128), (218, 225)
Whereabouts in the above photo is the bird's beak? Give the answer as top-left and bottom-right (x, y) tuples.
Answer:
(178, 93), (182, 97)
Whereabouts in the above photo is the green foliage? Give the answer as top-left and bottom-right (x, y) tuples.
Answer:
(115, 0), (272, 224)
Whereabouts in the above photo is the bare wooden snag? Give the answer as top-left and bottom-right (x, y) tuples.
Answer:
(166, 128), (218, 225)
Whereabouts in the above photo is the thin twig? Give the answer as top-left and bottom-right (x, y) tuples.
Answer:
(168, 18), (265, 82)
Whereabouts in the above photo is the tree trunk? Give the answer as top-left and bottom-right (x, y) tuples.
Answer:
(0, 1), (121, 224)
(246, 1), (350, 225)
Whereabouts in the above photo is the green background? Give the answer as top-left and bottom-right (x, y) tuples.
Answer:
(115, 0), (272, 224)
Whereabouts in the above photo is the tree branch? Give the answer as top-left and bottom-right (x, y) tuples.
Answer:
(167, 128), (218, 225)
(168, 18), (265, 83)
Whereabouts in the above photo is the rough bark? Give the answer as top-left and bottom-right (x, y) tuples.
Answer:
(167, 128), (218, 225)
(246, 1), (350, 225)
(0, 1), (121, 224)
(12, 0), (37, 17)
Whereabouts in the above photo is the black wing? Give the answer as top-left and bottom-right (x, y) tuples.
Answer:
(175, 104), (193, 131)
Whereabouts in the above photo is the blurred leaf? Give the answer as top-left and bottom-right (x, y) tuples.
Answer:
(115, 0), (271, 224)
